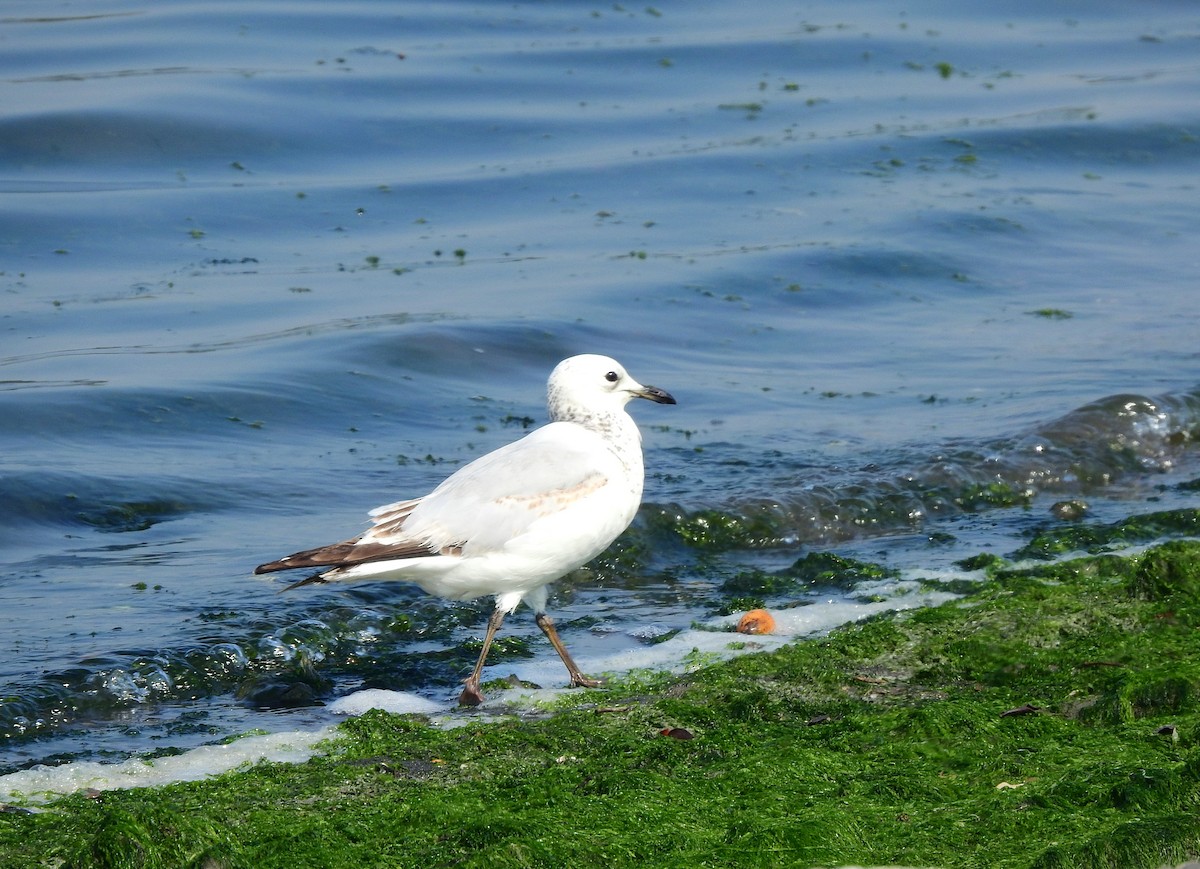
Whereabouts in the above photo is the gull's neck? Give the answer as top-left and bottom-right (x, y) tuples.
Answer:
(551, 399), (633, 435)
(550, 399), (644, 467)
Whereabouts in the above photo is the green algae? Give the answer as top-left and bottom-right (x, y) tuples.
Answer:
(1014, 508), (1200, 560)
(954, 480), (1032, 510)
(650, 505), (786, 550)
(3, 541), (1200, 868)
(74, 499), (187, 533)
(646, 486), (1198, 561)
(721, 551), (899, 597)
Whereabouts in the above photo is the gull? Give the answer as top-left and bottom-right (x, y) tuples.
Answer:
(255, 354), (676, 706)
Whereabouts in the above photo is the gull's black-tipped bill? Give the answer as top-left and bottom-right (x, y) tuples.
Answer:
(635, 384), (676, 405)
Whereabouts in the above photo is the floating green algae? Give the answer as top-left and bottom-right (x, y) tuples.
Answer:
(648, 504), (787, 550)
(1013, 507), (1200, 560)
(720, 551), (899, 597)
(3, 540), (1199, 868)
(73, 499), (187, 532)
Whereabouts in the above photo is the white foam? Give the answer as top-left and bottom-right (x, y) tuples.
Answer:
(711, 586), (959, 638)
(325, 689), (447, 716)
(0, 726), (334, 805)
(496, 586), (957, 698)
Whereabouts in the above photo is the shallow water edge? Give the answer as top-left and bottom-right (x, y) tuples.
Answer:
(2, 530), (1198, 869)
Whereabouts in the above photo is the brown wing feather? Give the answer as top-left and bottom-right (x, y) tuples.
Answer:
(367, 498), (420, 529)
(253, 536), (439, 575)
(255, 538), (358, 574)
(255, 497), (441, 576)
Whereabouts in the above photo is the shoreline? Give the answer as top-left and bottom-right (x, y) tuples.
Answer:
(2, 531), (1198, 868)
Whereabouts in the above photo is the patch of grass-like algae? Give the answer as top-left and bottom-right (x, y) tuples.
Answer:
(2, 539), (1199, 869)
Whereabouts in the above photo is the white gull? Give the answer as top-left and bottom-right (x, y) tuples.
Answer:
(255, 354), (676, 705)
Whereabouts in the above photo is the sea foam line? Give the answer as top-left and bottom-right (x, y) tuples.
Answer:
(1, 727), (335, 806)
(2, 593), (955, 806)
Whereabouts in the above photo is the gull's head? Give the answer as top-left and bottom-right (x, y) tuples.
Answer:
(547, 354), (676, 424)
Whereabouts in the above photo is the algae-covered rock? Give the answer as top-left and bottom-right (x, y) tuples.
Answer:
(1014, 508), (1200, 560)
(720, 551), (898, 596)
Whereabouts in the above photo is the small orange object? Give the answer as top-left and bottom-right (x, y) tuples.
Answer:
(736, 608), (775, 635)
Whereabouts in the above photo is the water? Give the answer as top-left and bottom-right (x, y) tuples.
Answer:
(2, 0), (1200, 792)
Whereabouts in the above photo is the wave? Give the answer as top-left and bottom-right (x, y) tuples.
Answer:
(651, 387), (1200, 548)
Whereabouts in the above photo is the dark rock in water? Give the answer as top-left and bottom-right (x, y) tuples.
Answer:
(236, 675), (325, 709)
(1050, 499), (1089, 521)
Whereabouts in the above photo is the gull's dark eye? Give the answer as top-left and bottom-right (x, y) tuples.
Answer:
(604, 370), (619, 383)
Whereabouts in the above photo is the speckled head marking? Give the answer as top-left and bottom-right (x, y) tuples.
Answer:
(546, 355), (675, 432)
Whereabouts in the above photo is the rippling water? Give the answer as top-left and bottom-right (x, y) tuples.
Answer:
(2, 0), (1199, 779)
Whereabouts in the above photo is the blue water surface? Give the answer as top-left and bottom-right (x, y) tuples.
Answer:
(2, 0), (1199, 773)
